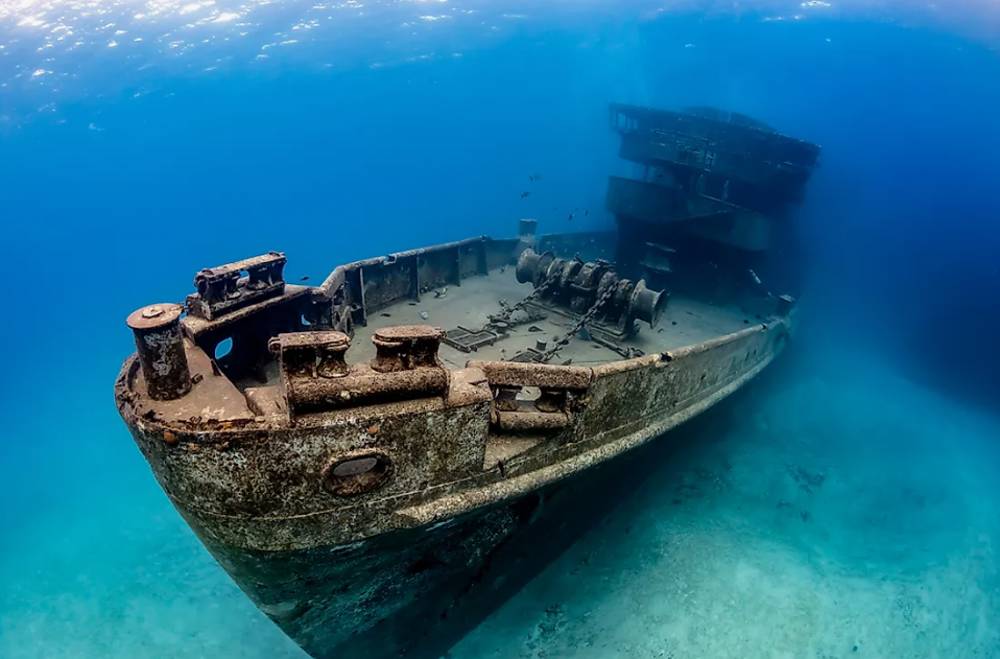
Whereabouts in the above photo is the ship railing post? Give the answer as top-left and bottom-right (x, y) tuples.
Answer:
(515, 218), (538, 259)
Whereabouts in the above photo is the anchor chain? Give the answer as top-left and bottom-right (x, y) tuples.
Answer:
(484, 269), (559, 332)
(537, 283), (618, 363)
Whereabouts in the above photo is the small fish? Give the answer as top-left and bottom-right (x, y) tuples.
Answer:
(567, 213), (574, 222)
(584, 209), (589, 216)
(299, 275), (310, 282)
(520, 191), (530, 199)
(748, 269), (763, 286)
(528, 173), (543, 182)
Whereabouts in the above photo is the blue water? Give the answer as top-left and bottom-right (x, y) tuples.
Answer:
(2, 1), (999, 657)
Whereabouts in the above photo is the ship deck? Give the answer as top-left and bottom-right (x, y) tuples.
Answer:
(213, 264), (769, 483)
(226, 266), (761, 398)
(348, 269), (755, 369)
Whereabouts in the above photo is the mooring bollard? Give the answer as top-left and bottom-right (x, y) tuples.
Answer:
(126, 303), (192, 401)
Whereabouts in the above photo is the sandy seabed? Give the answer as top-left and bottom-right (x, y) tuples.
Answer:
(2, 349), (997, 659)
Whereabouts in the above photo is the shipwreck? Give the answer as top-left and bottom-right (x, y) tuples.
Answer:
(115, 104), (818, 658)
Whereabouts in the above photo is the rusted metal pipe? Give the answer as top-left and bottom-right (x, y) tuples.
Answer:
(494, 409), (571, 432)
(288, 366), (448, 412)
(126, 303), (192, 401)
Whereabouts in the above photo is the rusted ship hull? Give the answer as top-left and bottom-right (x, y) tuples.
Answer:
(115, 104), (816, 658)
(117, 288), (788, 657)
(191, 478), (573, 659)
(185, 425), (703, 659)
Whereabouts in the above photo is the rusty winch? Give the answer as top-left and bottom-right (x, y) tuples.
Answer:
(515, 248), (668, 337)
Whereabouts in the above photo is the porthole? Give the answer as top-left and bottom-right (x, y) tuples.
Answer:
(322, 452), (392, 497)
(214, 337), (233, 360)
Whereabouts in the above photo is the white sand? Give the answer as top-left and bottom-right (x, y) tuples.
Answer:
(451, 354), (1000, 658)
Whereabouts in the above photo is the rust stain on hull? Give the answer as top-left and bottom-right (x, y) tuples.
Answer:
(114, 237), (790, 656)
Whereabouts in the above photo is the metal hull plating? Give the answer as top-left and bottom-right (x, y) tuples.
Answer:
(118, 315), (788, 658)
(115, 104), (816, 658)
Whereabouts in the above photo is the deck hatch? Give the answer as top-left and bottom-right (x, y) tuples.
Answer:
(442, 326), (501, 353)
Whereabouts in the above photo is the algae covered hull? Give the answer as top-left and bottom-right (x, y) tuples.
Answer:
(114, 229), (791, 657)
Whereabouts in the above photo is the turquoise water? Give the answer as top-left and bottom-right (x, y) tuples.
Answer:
(2, 2), (999, 657)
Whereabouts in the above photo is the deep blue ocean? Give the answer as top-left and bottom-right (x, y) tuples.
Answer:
(2, 1), (1000, 657)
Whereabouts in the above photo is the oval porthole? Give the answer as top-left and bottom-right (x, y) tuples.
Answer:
(322, 453), (392, 497)
(214, 337), (233, 360)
